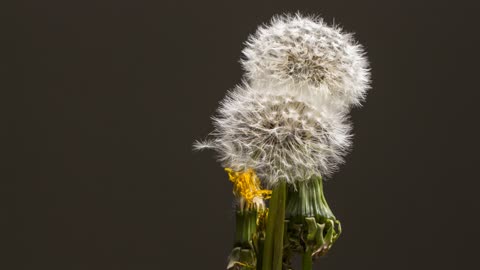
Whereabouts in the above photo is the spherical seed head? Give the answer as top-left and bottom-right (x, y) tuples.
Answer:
(241, 13), (371, 110)
(194, 85), (352, 187)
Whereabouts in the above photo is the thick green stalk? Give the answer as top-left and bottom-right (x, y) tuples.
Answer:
(261, 186), (278, 270)
(302, 251), (313, 270)
(272, 182), (286, 270)
(262, 181), (286, 270)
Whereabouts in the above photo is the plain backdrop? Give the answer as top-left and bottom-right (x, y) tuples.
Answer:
(3, 0), (480, 269)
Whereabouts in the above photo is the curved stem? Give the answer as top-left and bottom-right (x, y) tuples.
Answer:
(302, 251), (313, 270)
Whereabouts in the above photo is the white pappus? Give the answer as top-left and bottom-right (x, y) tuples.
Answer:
(194, 84), (352, 187)
(241, 13), (371, 111)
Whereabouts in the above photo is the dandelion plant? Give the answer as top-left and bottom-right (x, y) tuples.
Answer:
(195, 13), (370, 270)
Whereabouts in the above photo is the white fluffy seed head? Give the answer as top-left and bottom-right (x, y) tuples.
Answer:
(194, 84), (352, 187)
(241, 13), (371, 111)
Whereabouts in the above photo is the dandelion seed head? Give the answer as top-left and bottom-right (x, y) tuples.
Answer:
(241, 13), (370, 110)
(195, 84), (352, 187)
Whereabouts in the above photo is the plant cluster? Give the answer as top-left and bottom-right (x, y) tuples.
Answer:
(195, 13), (370, 270)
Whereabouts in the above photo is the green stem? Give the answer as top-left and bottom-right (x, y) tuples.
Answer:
(302, 251), (313, 270)
(262, 182), (287, 270)
(256, 236), (264, 270)
(262, 186), (278, 270)
(272, 182), (286, 270)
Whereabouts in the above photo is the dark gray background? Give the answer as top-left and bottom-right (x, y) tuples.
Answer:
(4, 0), (480, 269)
